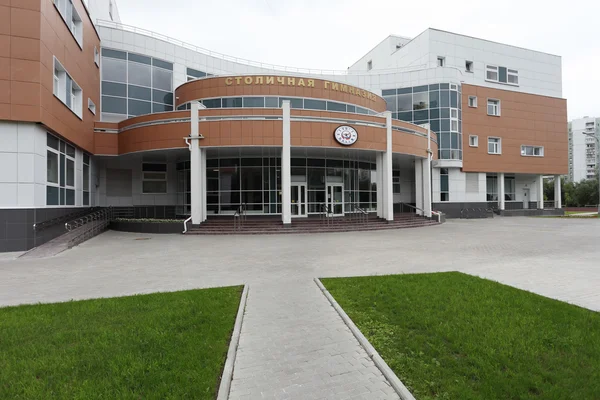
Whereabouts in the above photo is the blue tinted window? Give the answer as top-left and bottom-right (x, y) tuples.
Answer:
(440, 90), (450, 107)
(243, 97), (265, 107)
(429, 84), (440, 90)
(327, 101), (346, 112)
(413, 85), (428, 92)
(397, 87), (412, 94)
(414, 109), (429, 120)
(101, 48), (126, 59)
(430, 108), (440, 119)
(381, 89), (396, 96)
(187, 68), (206, 78)
(304, 99), (326, 110)
(440, 83), (450, 89)
(222, 97), (243, 108)
(128, 53), (151, 65)
(128, 99), (151, 116)
(279, 97), (303, 108)
(397, 111), (412, 121)
(128, 85), (151, 101)
(450, 91), (458, 108)
(152, 89), (173, 104)
(102, 81), (126, 97)
(203, 98), (222, 108)
(152, 103), (173, 113)
(346, 105), (356, 113)
(102, 96), (127, 114)
(152, 58), (173, 71)
(429, 91), (439, 108)
(265, 97), (278, 107)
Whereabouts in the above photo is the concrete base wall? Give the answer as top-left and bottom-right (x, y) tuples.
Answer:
(0, 207), (91, 252)
(432, 202), (491, 219)
(500, 209), (565, 217)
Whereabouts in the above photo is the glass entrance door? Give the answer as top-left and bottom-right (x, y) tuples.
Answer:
(291, 184), (307, 217)
(326, 184), (344, 216)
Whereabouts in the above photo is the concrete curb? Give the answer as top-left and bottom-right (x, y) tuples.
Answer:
(314, 278), (416, 400)
(217, 284), (249, 400)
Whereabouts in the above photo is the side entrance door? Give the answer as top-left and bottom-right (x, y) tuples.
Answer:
(326, 184), (344, 216)
(291, 184), (307, 217)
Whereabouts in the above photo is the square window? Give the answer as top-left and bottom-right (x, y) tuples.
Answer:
(486, 65), (499, 81)
(468, 96), (477, 108)
(487, 99), (501, 116)
(469, 135), (478, 147)
(437, 57), (445, 67)
(488, 137), (501, 154)
(465, 61), (473, 72)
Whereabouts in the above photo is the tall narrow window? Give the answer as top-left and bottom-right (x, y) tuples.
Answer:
(487, 99), (501, 116)
(46, 133), (76, 206)
(468, 96), (477, 108)
(488, 137), (501, 154)
(367, 60), (372, 71)
(83, 153), (90, 206)
(437, 57), (445, 67)
(440, 168), (449, 201)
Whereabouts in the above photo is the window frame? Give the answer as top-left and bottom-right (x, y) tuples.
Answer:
(437, 56), (445, 67)
(469, 135), (479, 147)
(53, 57), (83, 119)
(520, 145), (544, 157)
(142, 162), (168, 194)
(486, 65), (499, 82)
(440, 168), (449, 202)
(468, 96), (477, 108)
(83, 153), (91, 206)
(88, 98), (96, 115)
(46, 133), (76, 206)
(488, 137), (502, 155)
(507, 69), (519, 85)
(53, 0), (83, 49)
(487, 98), (501, 116)
(465, 60), (473, 72)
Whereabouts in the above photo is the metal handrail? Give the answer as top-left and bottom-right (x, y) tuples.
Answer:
(233, 203), (246, 231)
(96, 20), (430, 76)
(400, 202), (442, 223)
(33, 208), (97, 232)
(65, 207), (113, 248)
(182, 216), (192, 233)
(320, 203), (331, 226)
(349, 203), (369, 224)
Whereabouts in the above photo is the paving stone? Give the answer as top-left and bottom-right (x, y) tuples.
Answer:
(1, 217), (599, 399)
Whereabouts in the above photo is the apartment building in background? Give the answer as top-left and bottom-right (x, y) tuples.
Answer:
(568, 117), (600, 182)
(0, 0), (568, 252)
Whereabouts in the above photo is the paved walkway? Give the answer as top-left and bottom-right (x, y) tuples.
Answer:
(1, 217), (599, 399)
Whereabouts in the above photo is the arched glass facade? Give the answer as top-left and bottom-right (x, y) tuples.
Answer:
(176, 96), (379, 115)
(176, 157), (378, 216)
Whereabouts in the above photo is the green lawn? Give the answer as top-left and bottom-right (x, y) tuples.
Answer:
(322, 273), (600, 400)
(0, 286), (243, 400)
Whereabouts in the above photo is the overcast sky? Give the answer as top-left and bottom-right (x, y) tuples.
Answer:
(116, 0), (598, 120)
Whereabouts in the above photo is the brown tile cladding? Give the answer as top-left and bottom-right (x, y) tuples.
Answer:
(174, 76), (388, 113)
(106, 108), (435, 158)
(461, 84), (567, 175)
(0, 0), (100, 154)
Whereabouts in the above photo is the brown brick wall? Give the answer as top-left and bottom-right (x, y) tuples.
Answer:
(0, 0), (100, 153)
(462, 84), (567, 174)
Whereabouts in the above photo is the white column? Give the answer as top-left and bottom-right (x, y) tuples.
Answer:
(414, 159), (423, 216)
(201, 148), (207, 221)
(498, 172), (505, 211)
(422, 159), (432, 218)
(383, 112), (394, 221)
(538, 175), (544, 210)
(422, 124), (432, 218)
(554, 175), (562, 209)
(190, 102), (203, 225)
(281, 100), (291, 224)
(376, 152), (383, 218)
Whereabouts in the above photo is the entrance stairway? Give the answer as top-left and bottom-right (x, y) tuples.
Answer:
(185, 213), (439, 235)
